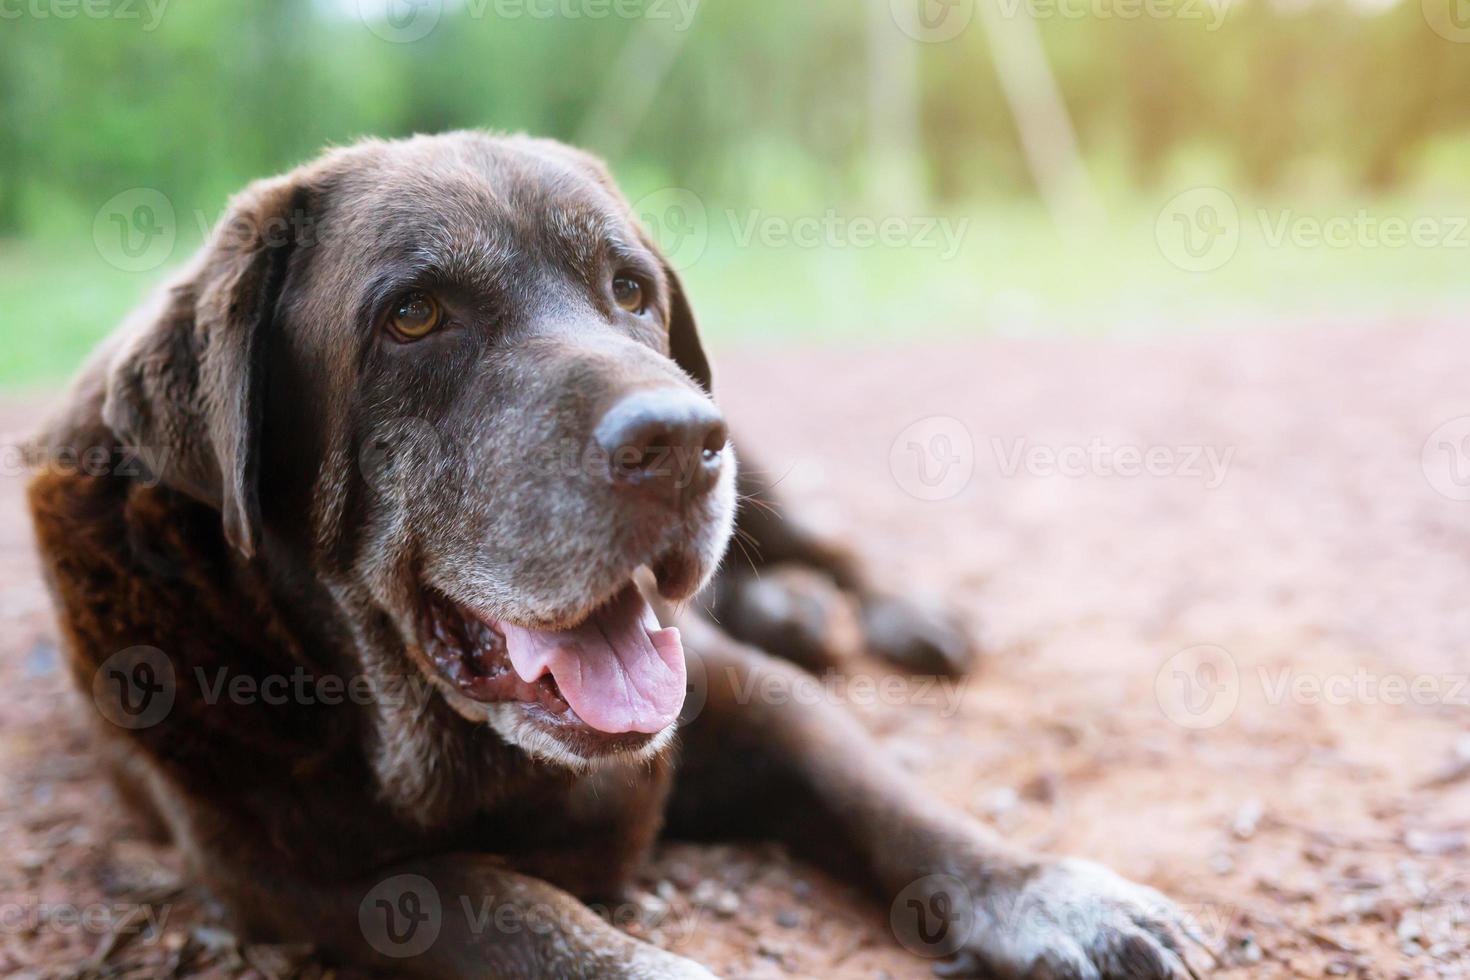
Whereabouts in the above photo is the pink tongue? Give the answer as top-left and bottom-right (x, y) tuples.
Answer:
(501, 587), (685, 734)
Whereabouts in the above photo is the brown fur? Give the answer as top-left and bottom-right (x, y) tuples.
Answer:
(28, 132), (1204, 979)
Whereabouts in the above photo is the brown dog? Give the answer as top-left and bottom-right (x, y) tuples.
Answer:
(27, 132), (1203, 978)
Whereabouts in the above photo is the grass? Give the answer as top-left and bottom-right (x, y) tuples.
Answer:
(679, 196), (1470, 344)
(0, 242), (162, 386)
(5, 193), (1470, 388)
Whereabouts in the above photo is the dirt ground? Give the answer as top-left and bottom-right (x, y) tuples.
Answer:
(2, 322), (1468, 979)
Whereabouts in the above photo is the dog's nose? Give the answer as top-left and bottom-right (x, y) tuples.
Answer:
(595, 389), (728, 503)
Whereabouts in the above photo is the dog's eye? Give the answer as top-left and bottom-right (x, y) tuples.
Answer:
(612, 275), (646, 314)
(387, 292), (442, 341)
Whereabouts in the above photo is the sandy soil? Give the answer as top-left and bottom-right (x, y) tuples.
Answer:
(1, 323), (1467, 979)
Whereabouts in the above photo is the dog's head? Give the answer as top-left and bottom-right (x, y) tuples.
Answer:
(100, 132), (736, 774)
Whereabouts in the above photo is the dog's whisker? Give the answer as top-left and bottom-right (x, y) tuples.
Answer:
(736, 493), (784, 518)
(729, 529), (762, 576)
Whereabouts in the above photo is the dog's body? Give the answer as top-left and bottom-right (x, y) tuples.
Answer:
(28, 133), (1202, 978)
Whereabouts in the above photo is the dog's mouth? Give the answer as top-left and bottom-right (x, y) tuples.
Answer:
(420, 583), (686, 736)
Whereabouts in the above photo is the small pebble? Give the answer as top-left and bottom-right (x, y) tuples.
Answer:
(982, 787), (1019, 817)
(1236, 935), (1264, 964)
(713, 890), (740, 917)
(1455, 734), (1470, 761)
(1232, 799), (1264, 840)
(669, 862), (700, 889)
(636, 890), (668, 918)
(1405, 829), (1465, 857)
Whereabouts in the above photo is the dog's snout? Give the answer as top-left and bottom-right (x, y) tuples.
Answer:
(595, 389), (728, 503)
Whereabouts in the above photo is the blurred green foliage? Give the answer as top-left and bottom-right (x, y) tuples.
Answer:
(1, 0), (1469, 385)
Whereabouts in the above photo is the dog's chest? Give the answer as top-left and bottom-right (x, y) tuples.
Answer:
(460, 757), (675, 899)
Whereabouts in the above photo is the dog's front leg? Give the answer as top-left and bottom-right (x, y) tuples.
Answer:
(210, 853), (716, 979)
(669, 618), (1206, 979)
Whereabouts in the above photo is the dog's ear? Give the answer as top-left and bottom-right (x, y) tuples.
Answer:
(662, 263), (713, 393)
(102, 175), (308, 558)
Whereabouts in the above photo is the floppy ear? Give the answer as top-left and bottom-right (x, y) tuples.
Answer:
(101, 176), (307, 559)
(662, 263), (713, 393)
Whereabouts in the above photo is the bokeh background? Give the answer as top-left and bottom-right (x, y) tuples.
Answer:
(4, 3), (1470, 978)
(4, 0), (1470, 384)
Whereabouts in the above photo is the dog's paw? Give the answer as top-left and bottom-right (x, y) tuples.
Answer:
(899, 858), (1208, 979)
(710, 565), (861, 672)
(710, 569), (977, 678)
(860, 593), (975, 677)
